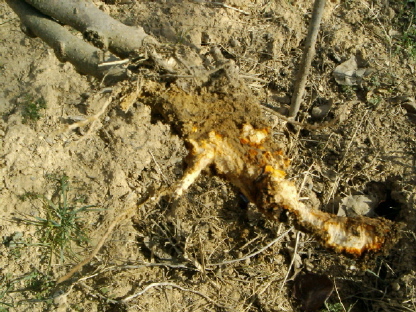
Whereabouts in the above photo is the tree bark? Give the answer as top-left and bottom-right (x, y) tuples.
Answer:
(7, 0), (128, 81)
(23, 0), (159, 58)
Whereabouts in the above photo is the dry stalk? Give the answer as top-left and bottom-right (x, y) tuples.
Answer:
(64, 96), (113, 136)
(333, 279), (348, 312)
(121, 282), (229, 309)
(280, 230), (300, 292)
(56, 203), (137, 284)
(290, 0), (326, 118)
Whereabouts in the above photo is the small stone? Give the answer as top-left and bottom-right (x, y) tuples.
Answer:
(391, 282), (400, 291)
(311, 104), (331, 120)
(229, 38), (239, 48)
(407, 113), (416, 124)
(338, 195), (377, 217)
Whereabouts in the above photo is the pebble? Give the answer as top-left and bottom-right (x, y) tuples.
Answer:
(311, 104), (331, 120)
(391, 282), (400, 291)
(338, 195), (377, 217)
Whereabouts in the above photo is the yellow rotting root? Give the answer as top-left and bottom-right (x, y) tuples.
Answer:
(174, 124), (401, 256)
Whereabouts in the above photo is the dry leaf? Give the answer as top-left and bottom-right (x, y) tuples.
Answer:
(293, 272), (334, 312)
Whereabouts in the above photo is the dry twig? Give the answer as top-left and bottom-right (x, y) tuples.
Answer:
(280, 231), (300, 292)
(56, 203), (137, 284)
(290, 0), (326, 118)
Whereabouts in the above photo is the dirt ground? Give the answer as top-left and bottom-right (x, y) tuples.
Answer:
(1, 0), (416, 311)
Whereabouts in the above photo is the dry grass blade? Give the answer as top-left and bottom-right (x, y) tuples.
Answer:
(208, 227), (293, 267)
(280, 230), (300, 292)
(56, 203), (137, 284)
(121, 282), (229, 309)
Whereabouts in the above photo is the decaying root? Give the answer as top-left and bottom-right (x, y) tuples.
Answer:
(174, 124), (401, 256)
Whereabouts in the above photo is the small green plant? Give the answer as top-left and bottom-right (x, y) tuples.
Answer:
(23, 271), (55, 301)
(19, 94), (47, 123)
(340, 85), (357, 99)
(394, 1), (416, 60)
(322, 302), (345, 312)
(401, 26), (416, 59)
(0, 273), (14, 311)
(20, 175), (99, 264)
(367, 95), (382, 107)
(0, 270), (55, 310)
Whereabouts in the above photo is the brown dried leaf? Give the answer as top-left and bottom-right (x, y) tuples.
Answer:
(293, 272), (334, 312)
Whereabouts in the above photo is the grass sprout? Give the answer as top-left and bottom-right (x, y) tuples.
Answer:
(19, 175), (100, 264)
(19, 94), (47, 123)
(0, 270), (55, 310)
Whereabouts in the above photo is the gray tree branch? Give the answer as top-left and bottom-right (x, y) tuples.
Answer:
(23, 0), (159, 58)
(7, 0), (128, 81)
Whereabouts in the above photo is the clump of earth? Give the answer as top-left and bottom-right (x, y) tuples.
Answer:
(0, 1), (415, 311)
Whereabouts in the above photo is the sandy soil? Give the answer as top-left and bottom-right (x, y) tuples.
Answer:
(1, 0), (415, 311)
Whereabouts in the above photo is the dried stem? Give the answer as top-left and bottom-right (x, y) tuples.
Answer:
(121, 282), (229, 309)
(56, 203), (137, 284)
(289, 0), (326, 118)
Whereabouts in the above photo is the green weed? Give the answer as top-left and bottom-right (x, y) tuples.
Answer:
(401, 26), (416, 59)
(0, 273), (14, 311)
(394, 1), (416, 60)
(0, 270), (55, 310)
(23, 271), (55, 301)
(340, 85), (357, 99)
(19, 94), (47, 123)
(367, 95), (382, 107)
(322, 302), (345, 312)
(19, 174), (99, 264)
